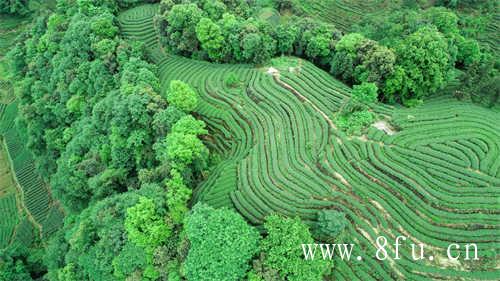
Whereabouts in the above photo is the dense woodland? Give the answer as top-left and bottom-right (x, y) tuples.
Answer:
(0, 0), (498, 280)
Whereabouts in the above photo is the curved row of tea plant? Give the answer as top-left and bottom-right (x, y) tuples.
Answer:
(120, 5), (500, 280)
(0, 101), (63, 247)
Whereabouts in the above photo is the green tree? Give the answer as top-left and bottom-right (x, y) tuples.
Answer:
(456, 37), (481, 67)
(461, 55), (500, 107)
(125, 196), (172, 253)
(260, 215), (330, 281)
(315, 210), (348, 240)
(388, 26), (451, 104)
(112, 243), (147, 280)
(90, 12), (119, 39)
(166, 80), (199, 112)
(0, 0), (29, 15)
(44, 186), (166, 280)
(172, 115), (208, 136)
(0, 257), (34, 281)
(155, 132), (208, 169)
(164, 3), (203, 54)
(351, 82), (378, 105)
(200, 0), (226, 20)
(152, 106), (186, 137)
(306, 34), (331, 59)
(184, 203), (261, 281)
(275, 22), (298, 55)
(196, 17), (224, 61)
(166, 169), (192, 224)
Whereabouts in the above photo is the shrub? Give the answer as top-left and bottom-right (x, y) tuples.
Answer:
(166, 80), (199, 112)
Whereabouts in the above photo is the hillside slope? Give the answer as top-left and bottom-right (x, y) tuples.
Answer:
(119, 5), (500, 280)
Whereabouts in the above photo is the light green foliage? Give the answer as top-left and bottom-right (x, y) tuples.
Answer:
(166, 169), (192, 224)
(351, 82), (378, 105)
(338, 82), (377, 134)
(225, 72), (240, 87)
(171, 115), (208, 136)
(196, 17), (224, 61)
(166, 80), (199, 112)
(260, 215), (330, 281)
(335, 33), (365, 53)
(92, 38), (118, 60)
(306, 34), (331, 59)
(456, 37), (481, 66)
(155, 87), (207, 170)
(158, 132), (207, 169)
(90, 12), (119, 38)
(336, 110), (374, 135)
(125, 197), (172, 253)
(184, 203), (261, 281)
(423, 7), (459, 36)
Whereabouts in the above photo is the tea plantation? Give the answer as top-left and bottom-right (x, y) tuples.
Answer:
(118, 4), (500, 280)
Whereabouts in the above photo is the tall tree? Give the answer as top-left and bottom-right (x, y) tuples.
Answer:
(259, 215), (330, 281)
(184, 203), (261, 281)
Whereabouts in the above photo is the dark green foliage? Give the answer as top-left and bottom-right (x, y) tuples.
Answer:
(152, 106), (186, 137)
(460, 55), (500, 107)
(158, 0), (338, 64)
(112, 243), (147, 280)
(315, 210), (348, 240)
(0, 259), (33, 281)
(0, 0), (29, 15)
(184, 203), (261, 281)
(163, 3), (203, 55)
(44, 185), (166, 281)
(0, 245), (35, 281)
(388, 27), (452, 104)
(330, 33), (396, 87)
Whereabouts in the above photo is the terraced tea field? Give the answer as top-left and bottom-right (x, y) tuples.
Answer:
(0, 134), (19, 249)
(0, 100), (64, 248)
(119, 4), (500, 280)
(296, 0), (392, 32)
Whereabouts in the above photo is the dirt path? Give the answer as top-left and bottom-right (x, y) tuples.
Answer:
(272, 73), (338, 130)
(2, 139), (43, 240)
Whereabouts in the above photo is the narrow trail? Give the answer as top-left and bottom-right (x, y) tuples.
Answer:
(272, 74), (338, 130)
(2, 139), (43, 239)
